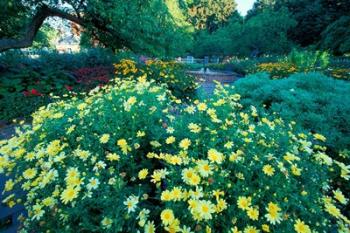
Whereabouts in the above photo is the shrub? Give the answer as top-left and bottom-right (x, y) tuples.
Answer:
(0, 49), (122, 123)
(326, 68), (350, 80)
(251, 50), (331, 79)
(256, 62), (296, 78)
(114, 59), (197, 99)
(72, 66), (113, 89)
(1, 78), (349, 232)
(234, 72), (350, 158)
(0, 49), (120, 71)
(207, 60), (255, 75)
(286, 49), (330, 72)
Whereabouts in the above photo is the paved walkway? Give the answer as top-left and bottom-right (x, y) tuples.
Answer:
(190, 71), (242, 95)
(0, 124), (17, 140)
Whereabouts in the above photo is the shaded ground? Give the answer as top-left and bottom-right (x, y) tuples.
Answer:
(0, 122), (24, 233)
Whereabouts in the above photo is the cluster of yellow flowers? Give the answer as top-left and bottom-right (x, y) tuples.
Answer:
(114, 59), (177, 81)
(328, 68), (350, 80)
(257, 62), (297, 78)
(114, 59), (138, 76)
(0, 78), (349, 232)
(113, 59), (197, 99)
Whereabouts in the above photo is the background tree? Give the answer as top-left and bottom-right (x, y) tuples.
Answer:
(246, 0), (276, 19)
(268, 0), (350, 50)
(32, 23), (58, 49)
(236, 9), (296, 56)
(192, 9), (295, 57)
(320, 16), (350, 55)
(181, 0), (237, 33)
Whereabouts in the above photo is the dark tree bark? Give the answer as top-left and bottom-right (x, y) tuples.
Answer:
(0, 5), (84, 52)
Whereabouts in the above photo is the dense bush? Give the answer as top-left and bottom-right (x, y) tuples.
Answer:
(205, 57), (281, 76)
(0, 49), (121, 70)
(207, 59), (257, 76)
(192, 9), (296, 57)
(234, 72), (350, 157)
(285, 49), (330, 72)
(252, 50), (331, 79)
(0, 94), (51, 123)
(320, 16), (350, 55)
(1, 78), (349, 232)
(0, 53), (195, 123)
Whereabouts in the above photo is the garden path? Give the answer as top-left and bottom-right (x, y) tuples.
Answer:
(0, 123), (17, 140)
(189, 70), (242, 95)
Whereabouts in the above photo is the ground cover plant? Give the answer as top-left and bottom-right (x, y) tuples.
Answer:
(0, 77), (349, 232)
(234, 72), (350, 160)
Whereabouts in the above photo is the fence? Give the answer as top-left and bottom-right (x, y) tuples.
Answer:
(176, 56), (221, 64)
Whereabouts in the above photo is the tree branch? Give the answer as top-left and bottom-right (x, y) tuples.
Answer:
(0, 5), (84, 52)
(0, 3), (131, 53)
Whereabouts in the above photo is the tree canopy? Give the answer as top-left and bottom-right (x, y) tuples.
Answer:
(193, 9), (295, 57)
(1, 0), (350, 56)
(248, 0), (350, 49)
(181, 0), (237, 33)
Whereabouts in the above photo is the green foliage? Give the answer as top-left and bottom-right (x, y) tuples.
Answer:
(234, 72), (350, 156)
(192, 30), (232, 57)
(249, 50), (332, 78)
(320, 16), (350, 55)
(182, 0), (237, 32)
(1, 0), (192, 57)
(207, 59), (259, 75)
(247, 0), (350, 54)
(81, 0), (193, 57)
(192, 9), (296, 57)
(32, 24), (58, 49)
(0, 1), (29, 39)
(0, 52), (197, 123)
(0, 94), (51, 123)
(286, 49), (330, 71)
(237, 9), (296, 56)
(0, 49), (122, 122)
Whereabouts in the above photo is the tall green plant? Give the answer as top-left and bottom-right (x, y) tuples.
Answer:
(286, 49), (330, 71)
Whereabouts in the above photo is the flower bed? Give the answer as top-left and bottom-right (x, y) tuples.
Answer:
(115, 59), (198, 100)
(0, 77), (349, 232)
(326, 68), (350, 80)
(0, 56), (196, 123)
(256, 62), (297, 78)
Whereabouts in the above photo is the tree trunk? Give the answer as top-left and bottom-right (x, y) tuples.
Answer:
(0, 5), (84, 53)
